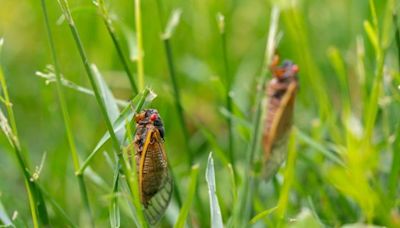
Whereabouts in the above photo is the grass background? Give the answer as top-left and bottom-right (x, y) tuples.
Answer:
(0, 0), (399, 227)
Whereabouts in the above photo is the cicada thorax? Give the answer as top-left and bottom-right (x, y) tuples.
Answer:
(133, 109), (173, 225)
(262, 56), (299, 180)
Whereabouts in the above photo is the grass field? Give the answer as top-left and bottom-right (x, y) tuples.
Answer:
(0, 0), (399, 227)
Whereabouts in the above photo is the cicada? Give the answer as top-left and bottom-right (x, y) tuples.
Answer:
(262, 55), (299, 180)
(134, 109), (173, 225)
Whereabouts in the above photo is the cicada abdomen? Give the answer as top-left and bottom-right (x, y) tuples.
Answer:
(262, 56), (299, 180)
(134, 109), (173, 225)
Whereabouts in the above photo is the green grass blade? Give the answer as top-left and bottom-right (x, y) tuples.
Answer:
(174, 164), (200, 228)
(232, 6), (280, 227)
(296, 128), (345, 167)
(40, 0), (94, 225)
(249, 206), (277, 224)
(162, 9), (182, 40)
(161, 10), (192, 166)
(0, 197), (13, 227)
(206, 153), (224, 228)
(35, 68), (128, 107)
(94, 0), (138, 94)
(134, 0), (145, 91)
(109, 166), (121, 228)
(57, 0), (121, 153)
(78, 88), (155, 174)
(91, 64), (120, 122)
(217, 13), (236, 178)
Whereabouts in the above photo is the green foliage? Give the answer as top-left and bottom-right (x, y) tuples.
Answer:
(0, 0), (399, 227)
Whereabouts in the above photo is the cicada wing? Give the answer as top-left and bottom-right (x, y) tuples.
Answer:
(139, 127), (173, 225)
(263, 81), (297, 179)
(143, 169), (173, 225)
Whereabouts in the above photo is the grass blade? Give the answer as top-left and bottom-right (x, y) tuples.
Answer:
(109, 166), (121, 228)
(206, 152), (224, 228)
(134, 0), (145, 91)
(0, 197), (13, 227)
(249, 206), (277, 224)
(217, 13), (236, 178)
(232, 6), (280, 227)
(78, 88), (155, 174)
(93, 0), (138, 94)
(174, 164), (200, 228)
(1, 38), (48, 227)
(161, 9), (192, 166)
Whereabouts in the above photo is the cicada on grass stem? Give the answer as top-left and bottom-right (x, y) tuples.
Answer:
(134, 109), (173, 225)
(262, 55), (299, 180)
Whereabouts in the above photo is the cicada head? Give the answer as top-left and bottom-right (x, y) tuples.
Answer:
(270, 56), (299, 82)
(135, 109), (165, 139)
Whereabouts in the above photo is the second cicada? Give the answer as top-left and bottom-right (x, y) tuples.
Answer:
(262, 56), (299, 180)
(134, 109), (173, 225)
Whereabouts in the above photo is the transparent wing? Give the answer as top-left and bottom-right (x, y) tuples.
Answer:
(143, 169), (173, 225)
(139, 127), (173, 225)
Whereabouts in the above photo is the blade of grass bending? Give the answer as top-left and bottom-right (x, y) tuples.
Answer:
(40, 1), (95, 225)
(94, 0), (138, 94)
(231, 6), (280, 227)
(78, 88), (153, 174)
(91, 64), (120, 126)
(249, 206), (277, 224)
(174, 164), (200, 228)
(35, 68), (129, 107)
(0, 39), (45, 228)
(57, 0), (121, 153)
(206, 153), (224, 228)
(217, 13), (236, 179)
(162, 10), (192, 166)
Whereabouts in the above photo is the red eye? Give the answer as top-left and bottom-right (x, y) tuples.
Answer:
(150, 113), (158, 121)
(292, 65), (299, 73)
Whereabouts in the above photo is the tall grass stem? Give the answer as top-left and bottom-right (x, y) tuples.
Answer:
(134, 0), (145, 91)
(96, 0), (138, 95)
(41, 0), (94, 226)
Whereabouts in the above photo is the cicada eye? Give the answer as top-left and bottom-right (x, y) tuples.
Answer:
(150, 113), (158, 121)
(292, 64), (299, 74)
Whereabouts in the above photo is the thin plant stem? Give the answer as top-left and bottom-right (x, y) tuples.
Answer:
(217, 13), (236, 178)
(394, 13), (400, 73)
(163, 38), (192, 165)
(40, 0), (94, 226)
(125, 120), (147, 227)
(155, 0), (165, 30)
(57, 0), (120, 153)
(0, 41), (42, 228)
(389, 12), (400, 203)
(96, 0), (138, 95)
(231, 6), (280, 227)
(135, 0), (145, 91)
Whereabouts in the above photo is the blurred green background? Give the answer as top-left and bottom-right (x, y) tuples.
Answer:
(0, 0), (399, 227)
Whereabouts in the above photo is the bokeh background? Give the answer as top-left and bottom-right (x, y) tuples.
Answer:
(0, 0), (399, 227)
